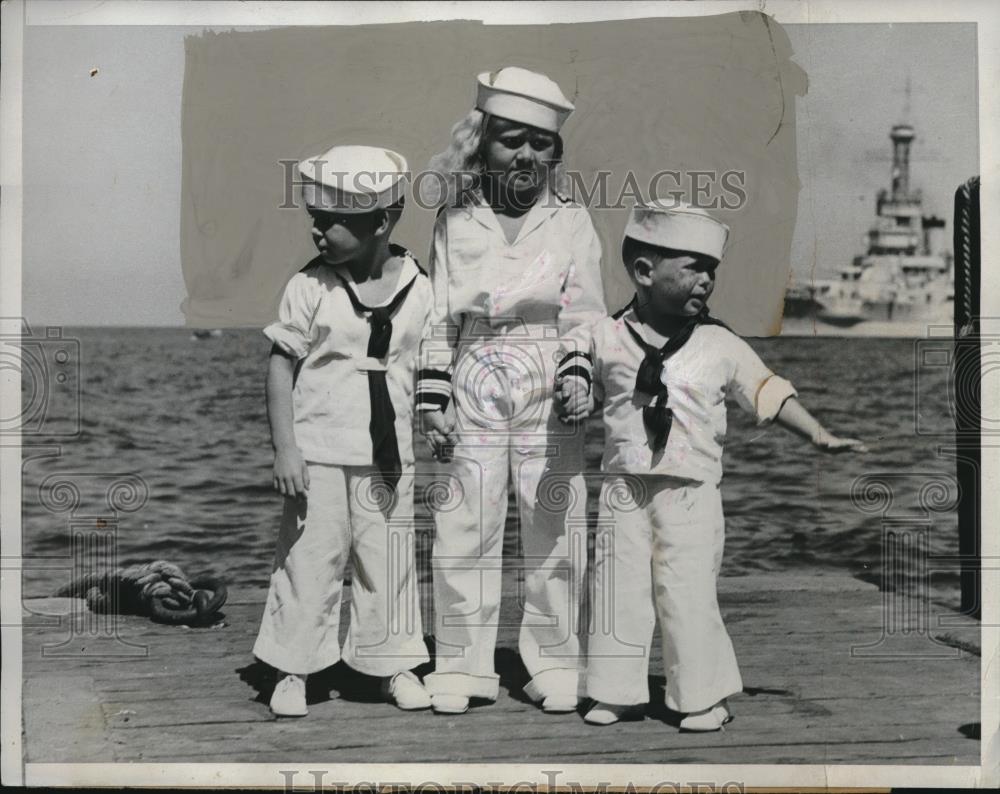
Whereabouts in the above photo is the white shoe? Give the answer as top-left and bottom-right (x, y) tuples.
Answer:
(584, 702), (644, 725)
(382, 671), (431, 711)
(270, 673), (307, 717)
(431, 693), (470, 714)
(541, 694), (579, 714)
(679, 700), (732, 732)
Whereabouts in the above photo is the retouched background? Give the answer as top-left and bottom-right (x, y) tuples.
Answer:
(177, 13), (803, 334)
(21, 19), (978, 333)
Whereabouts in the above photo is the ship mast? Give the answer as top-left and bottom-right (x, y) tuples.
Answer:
(891, 76), (915, 200)
(890, 123), (915, 200)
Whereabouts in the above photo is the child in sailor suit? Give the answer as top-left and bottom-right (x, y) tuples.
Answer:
(416, 67), (606, 714)
(253, 145), (432, 717)
(558, 201), (866, 730)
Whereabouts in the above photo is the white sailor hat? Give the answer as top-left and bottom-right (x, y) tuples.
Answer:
(623, 199), (730, 260)
(297, 145), (409, 213)
(476, 67), (574, 133)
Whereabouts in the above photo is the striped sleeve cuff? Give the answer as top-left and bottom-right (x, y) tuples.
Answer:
(556, 350), (593, 389)
(416, 368), (453, 411)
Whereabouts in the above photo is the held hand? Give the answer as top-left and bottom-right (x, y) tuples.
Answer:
(812, 431), (869, 454)
(273, 447), (310, 497)
(421, 403), (458, 462)
(555, 375), (594, 424)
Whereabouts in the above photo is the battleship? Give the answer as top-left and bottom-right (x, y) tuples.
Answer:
(784, 123), (953, 330)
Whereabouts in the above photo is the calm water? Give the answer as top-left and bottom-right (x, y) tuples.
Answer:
(21, 328), (964, 606)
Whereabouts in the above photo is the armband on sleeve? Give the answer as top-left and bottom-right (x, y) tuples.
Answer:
(416, 369), (452, 411)
(556, 349), (594, 391)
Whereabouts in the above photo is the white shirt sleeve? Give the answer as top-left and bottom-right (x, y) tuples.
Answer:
(264, 271), (317, 359)
(726, 333), (797, 424)
(558, 207), (607, 335)
(417, 211), (460, 410)
(426, 212), (462, 354)
(591, 323), (606, 406)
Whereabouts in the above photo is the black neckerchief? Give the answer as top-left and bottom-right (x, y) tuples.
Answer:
(332, 258), (418, 499)
(618, 297), (728, 452)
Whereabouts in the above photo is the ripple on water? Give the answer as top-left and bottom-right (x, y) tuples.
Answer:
(21, 331), (963, 600)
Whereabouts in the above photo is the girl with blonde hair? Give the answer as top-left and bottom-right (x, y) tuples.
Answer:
(416, 67), (606, 715)
(421, 106), (571, 208)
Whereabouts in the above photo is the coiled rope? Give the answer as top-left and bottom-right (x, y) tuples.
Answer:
(55, 560), (227, 626)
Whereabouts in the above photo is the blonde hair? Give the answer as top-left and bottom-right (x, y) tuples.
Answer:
(422, 108), (571, 208)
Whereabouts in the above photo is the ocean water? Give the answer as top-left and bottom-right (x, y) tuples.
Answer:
(20, 328), (965, 607)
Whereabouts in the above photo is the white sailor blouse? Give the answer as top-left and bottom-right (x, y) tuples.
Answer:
(415, 192), (606, 410)
(562, 304), (797, 484)
(265, 247), (431, 469)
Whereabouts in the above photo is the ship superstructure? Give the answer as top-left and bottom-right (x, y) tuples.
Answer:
(785, 123), (953, 327)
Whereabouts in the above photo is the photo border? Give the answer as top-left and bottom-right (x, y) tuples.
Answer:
(2, 0), (997, 789)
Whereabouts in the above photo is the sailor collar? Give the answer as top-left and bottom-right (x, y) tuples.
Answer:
(467, 187), (565, 245)
(333, 245), (422, 308)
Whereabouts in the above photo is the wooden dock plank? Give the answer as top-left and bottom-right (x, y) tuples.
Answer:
(22, 574), (980, 765)
(23, 675), (112, 763)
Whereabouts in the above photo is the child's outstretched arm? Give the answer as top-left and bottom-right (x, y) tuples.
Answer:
(267, 346), (310, 496)
(727, 334), (866, 453)
(775, 397), (868, 453)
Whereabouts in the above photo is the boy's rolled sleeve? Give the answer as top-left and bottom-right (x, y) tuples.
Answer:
(753, 373), (797, 423)
(264, 271), (316, 359)
(727, 334), (797, 425)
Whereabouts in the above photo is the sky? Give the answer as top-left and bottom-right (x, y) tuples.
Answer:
(19, 19), (979, 326)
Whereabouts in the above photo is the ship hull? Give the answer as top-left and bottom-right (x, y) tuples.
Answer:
(816, 310), (867, 327)
(783, 295), (952, 329)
